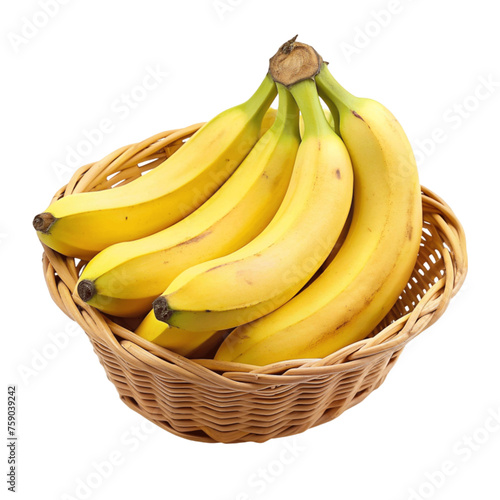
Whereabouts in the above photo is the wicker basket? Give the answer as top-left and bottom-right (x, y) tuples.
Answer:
(40, 124), (468, 444)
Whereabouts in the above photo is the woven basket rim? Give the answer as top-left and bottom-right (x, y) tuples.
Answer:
(39, 123), (468, 391)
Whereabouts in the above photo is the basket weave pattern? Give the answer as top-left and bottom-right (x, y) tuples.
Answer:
(40, 125), (468, 443)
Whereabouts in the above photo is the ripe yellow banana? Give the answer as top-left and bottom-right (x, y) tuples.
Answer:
(153, 79), (354, 332)
(134, 311), (227, 358)
(33, 74), (277, 260)
(75, 84), (300, 317)
(260, 107), (278, 136)
(215, 62), (422, 365)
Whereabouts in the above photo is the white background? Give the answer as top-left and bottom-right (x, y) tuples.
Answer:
(2, 0), (499, 499)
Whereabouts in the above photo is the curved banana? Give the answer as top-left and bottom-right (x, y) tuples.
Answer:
(74, 84), (300, 317)
(33, 74), (277, 260)
(260, 107), (278, 136)
(134, 311), (227, 358)
(214, 62), (422, 365)
(153, 79), (354, 332)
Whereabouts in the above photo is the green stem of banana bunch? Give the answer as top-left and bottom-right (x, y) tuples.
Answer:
(316, 88), (341, 136)
(288, 79), (332, 139)
(240, 73), (278, 117)
(315, 63), (358, 114)
(273, 83), (300, 134)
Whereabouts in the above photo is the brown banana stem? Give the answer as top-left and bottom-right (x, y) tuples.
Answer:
(269, 36), (323, 87)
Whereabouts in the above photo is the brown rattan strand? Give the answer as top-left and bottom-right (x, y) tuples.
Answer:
(39, 125), (468, 444)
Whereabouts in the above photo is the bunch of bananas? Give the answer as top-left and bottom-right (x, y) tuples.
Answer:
(34, 37), (422, 366)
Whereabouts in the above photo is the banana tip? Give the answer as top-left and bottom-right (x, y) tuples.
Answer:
(153, 296), (172, 323)
(33, 212), (56, 233)
(77, 279), (96, 302)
